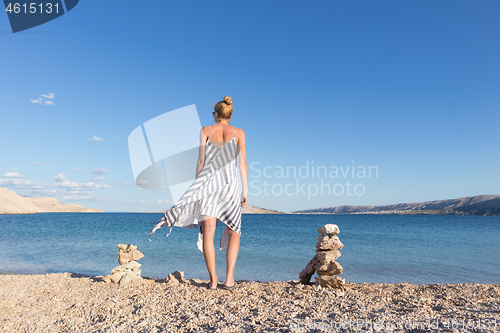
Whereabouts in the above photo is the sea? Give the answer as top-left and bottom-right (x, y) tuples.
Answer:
(0, 213), (498, 284)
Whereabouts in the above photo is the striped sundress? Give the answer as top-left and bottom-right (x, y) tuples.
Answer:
(148, 126), (242, 252)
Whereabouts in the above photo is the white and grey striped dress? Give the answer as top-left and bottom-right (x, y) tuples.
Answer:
(148, 126), (242, 252)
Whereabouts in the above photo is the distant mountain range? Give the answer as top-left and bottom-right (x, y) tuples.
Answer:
(294, 195), (500, 216)
(3, 185), (497, 216)
(0, 187), (103, 214)
(240, 204), (283, 214)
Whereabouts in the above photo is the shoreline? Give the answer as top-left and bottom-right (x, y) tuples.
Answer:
(1, 273), (498, 332)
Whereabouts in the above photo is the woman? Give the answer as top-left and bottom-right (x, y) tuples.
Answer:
(149, 96), (247, 290)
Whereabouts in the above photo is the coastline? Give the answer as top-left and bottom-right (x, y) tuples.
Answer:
(0, 187), (103, 215)
(1, 273), (498, 332)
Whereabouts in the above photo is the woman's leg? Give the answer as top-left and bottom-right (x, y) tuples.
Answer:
(202, 217), (217, 288)
(224, 227), (240, 287)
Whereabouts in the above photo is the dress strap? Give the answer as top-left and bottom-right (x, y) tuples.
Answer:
(233, 127), (236, 139)
(206, 126), (211, 142)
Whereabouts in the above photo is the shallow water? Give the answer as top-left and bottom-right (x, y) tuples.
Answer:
(0, 213), (498, 284)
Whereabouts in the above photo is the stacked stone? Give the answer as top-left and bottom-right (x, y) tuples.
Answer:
(299, 224), (345, 289)
(103, 244), (144, 285)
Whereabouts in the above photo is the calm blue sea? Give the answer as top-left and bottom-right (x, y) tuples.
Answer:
(0, 213), (498, 284)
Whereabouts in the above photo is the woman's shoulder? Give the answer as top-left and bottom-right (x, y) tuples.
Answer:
(200, 126), (211, 139)
(233, 126), (244, 133)
(234, 127), (245, 140)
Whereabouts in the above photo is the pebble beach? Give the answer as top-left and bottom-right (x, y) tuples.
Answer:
(1, 273), (499, 332)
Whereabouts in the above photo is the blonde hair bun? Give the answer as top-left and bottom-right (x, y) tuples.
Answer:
(214, 96), (234, 120)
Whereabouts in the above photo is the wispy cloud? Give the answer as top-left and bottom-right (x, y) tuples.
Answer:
(30, 98), (54, 105)
(63, 194), (93, 200)
(28, 189), (57, 196)
(0, 173), (110, 201)
(53, 174), (110, 194)
(0, 178), (48, 189)
(73, 167), (85, 171)
(88, 136), (104, 141)
(3, 172), (22, 178)
(76, 182), (110, 190)
(158, 199), (173, 205)
(93, 177), (107, 182)
(116, 182), (130, 186)
(30, 93), (55, 106)
(31, 162), (41, 166)
(40, 93), (54, 99)
(62, 190), (105, 201)
(134, 199), (173, 205)
(93, 167), (108, 175)
(63, 194), (104, 201)
(54, 173), (67, 182)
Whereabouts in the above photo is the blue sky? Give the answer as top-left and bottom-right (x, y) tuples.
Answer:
(1, 0), (499, 212)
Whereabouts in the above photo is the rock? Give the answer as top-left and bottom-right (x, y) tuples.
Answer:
(335, 291), (345, 297)
(128, 269), (142, 279)
(117, 244), (138, 252)
(129, 249), (144, 261)
(108, 272), (124, 284)
(316, 236), (344, 250)
(300, 225), (346, 290)
(317, 224), (340, 236)
(172, 270), (184, 282)
(116, 244), (142, 264)
(117, 251), (132, 265)
(304, 285), (313, 290)
(299, 255), (319, 284)
(316, 250), (341, 264)
(315, 261), (343, 275)
(315, 275), (345, 289)
(111, 261), (141, 274)
(317, 235), (330, 242)
(165, 273), (180, 285)
(433, 304), (445, 311)
(118, 273), (134, 285)
(117, 258), (129, 265)
(417, 297), (431, 303)
(105, 244), (144, 284)
(102, 274), (112, 283)
(165, 271), (184, 284)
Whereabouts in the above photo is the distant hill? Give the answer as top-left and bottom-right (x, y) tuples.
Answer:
(294, 195), (500, 216)
(0, 187), (103, 214)
(151, 204), (283, 214)
(241, 204), (283, 214)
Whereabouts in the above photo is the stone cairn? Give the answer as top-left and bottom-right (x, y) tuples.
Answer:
(299, 224), (345, 289)
(103, 244), (144, 285)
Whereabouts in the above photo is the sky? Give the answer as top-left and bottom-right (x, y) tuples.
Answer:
(1, 0), (499, 213)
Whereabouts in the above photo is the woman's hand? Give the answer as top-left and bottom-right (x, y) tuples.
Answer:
(240, 192), (247, 207)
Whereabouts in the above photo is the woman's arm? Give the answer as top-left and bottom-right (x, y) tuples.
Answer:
(236, 128), (248, 207)
(195, 127), (207, 178)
